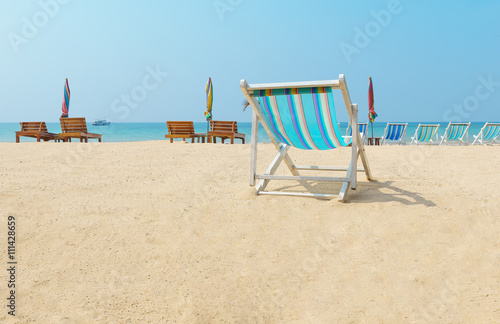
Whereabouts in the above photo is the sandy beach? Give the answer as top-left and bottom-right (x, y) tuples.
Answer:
(0, 142), (499, 323)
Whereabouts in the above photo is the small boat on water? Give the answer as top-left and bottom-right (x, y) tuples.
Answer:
(92, 118), (111, 126)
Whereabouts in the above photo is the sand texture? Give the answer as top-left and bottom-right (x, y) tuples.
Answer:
(0, 142), (499, 323)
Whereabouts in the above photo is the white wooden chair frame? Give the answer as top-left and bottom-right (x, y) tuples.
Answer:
(410, 124), (440, 145)
(240, 74), (372, 202)
(471, 122), (500, 145)
(439, 122), (470, 145)
(381, 122), (408, 145)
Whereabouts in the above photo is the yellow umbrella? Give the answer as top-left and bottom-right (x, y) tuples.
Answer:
(205, 77), (213, 120)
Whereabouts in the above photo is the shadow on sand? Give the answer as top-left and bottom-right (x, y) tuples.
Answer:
(343, 179), (436, 206)
(268, 179), (436, 207)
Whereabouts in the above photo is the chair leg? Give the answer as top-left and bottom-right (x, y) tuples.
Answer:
(257, 144), (290, 192)
(250, 112), (258, 186)
(338, 163), (352, 202)
(350, 104), (358, 190)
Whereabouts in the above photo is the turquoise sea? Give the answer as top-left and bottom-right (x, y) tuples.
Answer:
(0, 122), (491, 144)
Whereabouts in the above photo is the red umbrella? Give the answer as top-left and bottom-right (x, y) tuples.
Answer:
(368, 77), (377, 122)
(368, 77), (378, 144)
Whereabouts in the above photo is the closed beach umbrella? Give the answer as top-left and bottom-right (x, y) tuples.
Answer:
(368, 76), (377, 142)
(368, 77), (377, 123)
(205, 77), (213, 121)
(61, 78), (70, 118)
(205, 77), (213, 134)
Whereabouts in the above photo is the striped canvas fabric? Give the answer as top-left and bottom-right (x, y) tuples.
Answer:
(359, 123), (368, 136)
(348, 123), (368, 136)
(251, 87), (350, 150)
(385, 124), (406, 140)
(483, 124), (500, 140)
(447, 123), (468, 140)
(417, 125), (438, 142)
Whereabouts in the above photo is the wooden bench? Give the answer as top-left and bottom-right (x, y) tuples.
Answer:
(208, 121), (245, 144)
(165, 121), (206, 143)
(16, 122), (57, 143)
(58, 117), (102, 142)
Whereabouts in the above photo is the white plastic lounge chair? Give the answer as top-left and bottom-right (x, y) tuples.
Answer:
(471, 122), (500, 145)
(439, 122), (470, 145)
(410, 124), (440, 145)
(240, 74), (372, 202)
(381, 122), (407, 145)
(346, 122), (368, 143)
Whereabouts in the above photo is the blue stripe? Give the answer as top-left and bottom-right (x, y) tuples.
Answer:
(253, 88), (348, 150)
(260, 97), (290, 145)
(312, 91), (334, 149)
(286, 93), (312, 149)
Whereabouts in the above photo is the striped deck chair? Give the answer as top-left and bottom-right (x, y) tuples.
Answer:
(240, 74), (372, 201)
(346, 122), (369, 143)
(471, 122), (500, 145)
(410, 124), (440, 145)
(381, 122), (407, 145)
(439, 122), (470, 145)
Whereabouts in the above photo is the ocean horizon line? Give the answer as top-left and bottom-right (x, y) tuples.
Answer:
(1, 121), (495, 144)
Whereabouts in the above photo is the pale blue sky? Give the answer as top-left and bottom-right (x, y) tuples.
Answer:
(1, 0), (499, 123)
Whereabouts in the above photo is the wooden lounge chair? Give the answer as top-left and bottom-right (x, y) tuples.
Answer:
(165, 121), (206, 143)
(207, 120), (245, 144)
(16, 122), (57, 143)
(240, 74), (372, 201)
(58, 117), (102, 142)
